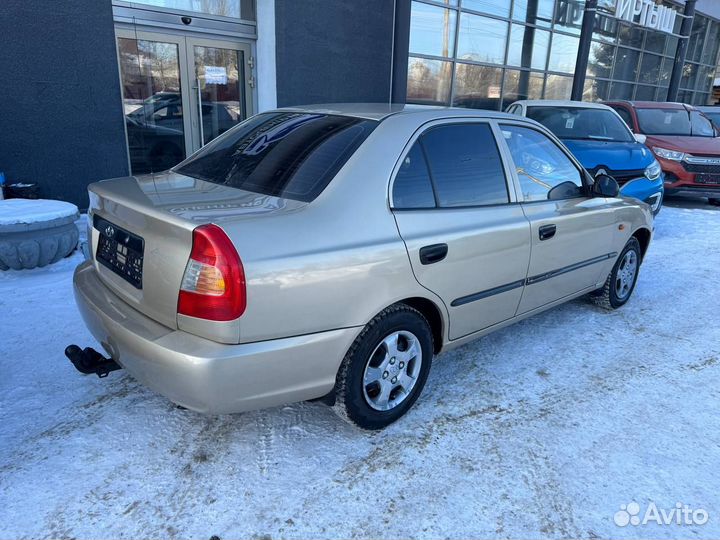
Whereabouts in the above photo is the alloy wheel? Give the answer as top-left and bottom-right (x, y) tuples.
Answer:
(615, 249), (638, 300)
(362, 330), (423, 412)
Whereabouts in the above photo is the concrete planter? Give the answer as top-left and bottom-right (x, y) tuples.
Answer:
(0, 199), (80, 270)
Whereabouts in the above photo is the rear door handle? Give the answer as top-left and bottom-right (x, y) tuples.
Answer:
(539, 224), (557, 241)
(419, 243), (448, 265)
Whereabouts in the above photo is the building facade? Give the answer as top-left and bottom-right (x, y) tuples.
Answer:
(1, 0), (719, 206)
(405, 0), (720, 109)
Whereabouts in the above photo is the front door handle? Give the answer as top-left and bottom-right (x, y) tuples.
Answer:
(539, 224), (557, 241)
(419, 243), (448, 265)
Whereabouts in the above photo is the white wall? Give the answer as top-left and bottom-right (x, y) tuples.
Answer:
(256, 0), (277, 111)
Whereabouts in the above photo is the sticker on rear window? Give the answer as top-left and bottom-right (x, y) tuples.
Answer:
(565, 117), (575, 129)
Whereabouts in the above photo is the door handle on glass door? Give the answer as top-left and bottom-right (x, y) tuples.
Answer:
(539, 224), (557, 240)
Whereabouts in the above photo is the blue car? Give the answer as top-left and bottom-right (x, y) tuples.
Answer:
(507, 100), (663, 215)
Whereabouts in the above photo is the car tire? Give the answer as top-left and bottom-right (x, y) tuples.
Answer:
(709, 198), (720, 206)
(333, 304), (433, 430)
(590, 237), (641, 310)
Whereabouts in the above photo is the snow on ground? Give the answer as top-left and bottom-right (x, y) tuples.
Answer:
(1, 202), (719, 540)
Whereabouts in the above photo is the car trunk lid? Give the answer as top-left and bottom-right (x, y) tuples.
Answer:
(87, 172), (305, 330)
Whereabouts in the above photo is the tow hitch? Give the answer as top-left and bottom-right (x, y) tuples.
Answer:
(65, 345), (122, 378)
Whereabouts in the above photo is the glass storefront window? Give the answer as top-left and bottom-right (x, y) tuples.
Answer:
(462, 0), (510, 18)
(409, 1), (457, 58)
(507, 24), (549, 70)
(588, 41), (614, 79)
(693, 93), (710, 106)
(548, 33), (578, 74)
(583, 78), (610, 101)
(503, 69), (544, 103)
(612, 47), (640, 82)
(457, 13), (508, 64)
(404, 0), (718, 110)
(512, 0), (553, 28)
(688, 15), (708, 64)
(698, 65), (716, 93)
(593, 13), (618, 43)
(124, 0), (251, 19)
(639, 53), (662, 85)
(617, 23), (643, 49)
(544, 74), (572, 99)
(702, 21), (720, 65)
(677, 90), (693, 104)
(407, 56), (453, 105)
(681, 62), (699, 91)
(634, 85), (656, 100)
(453, 63), (503, 109)
(644, 31), (666, 54)
(609, 82), (633, 100)
(553, 0), (584, 36)
(660, 57), (673, 86)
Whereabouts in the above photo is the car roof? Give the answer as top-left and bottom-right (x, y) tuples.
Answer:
(604, 100), (692, 110)
(272, 102), (530, 122)
(694, 105), (719, 112)
(512, 100), (613, 111)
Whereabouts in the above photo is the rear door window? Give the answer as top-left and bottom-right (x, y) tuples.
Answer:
(392, 142), (436, 209)
(420, 123), (509, 207)
(175, 112), (377, 202)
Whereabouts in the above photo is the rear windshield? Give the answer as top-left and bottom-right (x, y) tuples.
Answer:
(175, 112), (377, 202)
(526, 106), (634, 143)
(636, 108), (715, 137)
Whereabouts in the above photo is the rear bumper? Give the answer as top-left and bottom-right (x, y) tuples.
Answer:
(73, 261), (359, 413)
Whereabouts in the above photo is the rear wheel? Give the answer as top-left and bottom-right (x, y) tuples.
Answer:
(333, 304), (433, 430)
(709, 198), (720, 206)
(591, 237), (641, 310)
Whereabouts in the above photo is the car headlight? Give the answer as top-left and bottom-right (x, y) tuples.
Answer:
(644, 160), (662, 180)
(653, 147), (685, 161)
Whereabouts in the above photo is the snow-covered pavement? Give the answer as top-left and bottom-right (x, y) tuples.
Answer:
(1, 204), (719, 539)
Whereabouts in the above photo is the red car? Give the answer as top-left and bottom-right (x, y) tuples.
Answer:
(604, 101), (720, 206)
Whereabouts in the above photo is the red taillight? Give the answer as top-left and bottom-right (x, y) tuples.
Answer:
(177, 224), (246, 321)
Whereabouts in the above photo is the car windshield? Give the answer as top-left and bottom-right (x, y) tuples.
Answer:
(636, 108), (716, 137)
(174, 112), (377, 202)
(526, 106), (634, 143)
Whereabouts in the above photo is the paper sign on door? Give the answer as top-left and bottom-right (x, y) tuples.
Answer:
(205, 66), (228, 85)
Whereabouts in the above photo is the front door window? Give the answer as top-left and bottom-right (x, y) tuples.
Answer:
(501, 124), (584, 201)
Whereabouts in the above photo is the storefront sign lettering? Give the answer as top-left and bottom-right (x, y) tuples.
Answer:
(615, 0), (677, 34)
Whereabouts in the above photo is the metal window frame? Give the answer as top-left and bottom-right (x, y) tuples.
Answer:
(407, 0), (720, 108)
(112, 1), (257, 39)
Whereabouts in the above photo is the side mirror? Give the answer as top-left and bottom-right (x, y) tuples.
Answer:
(592, 174), (620, 198)
(634, 133), (647, 144)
